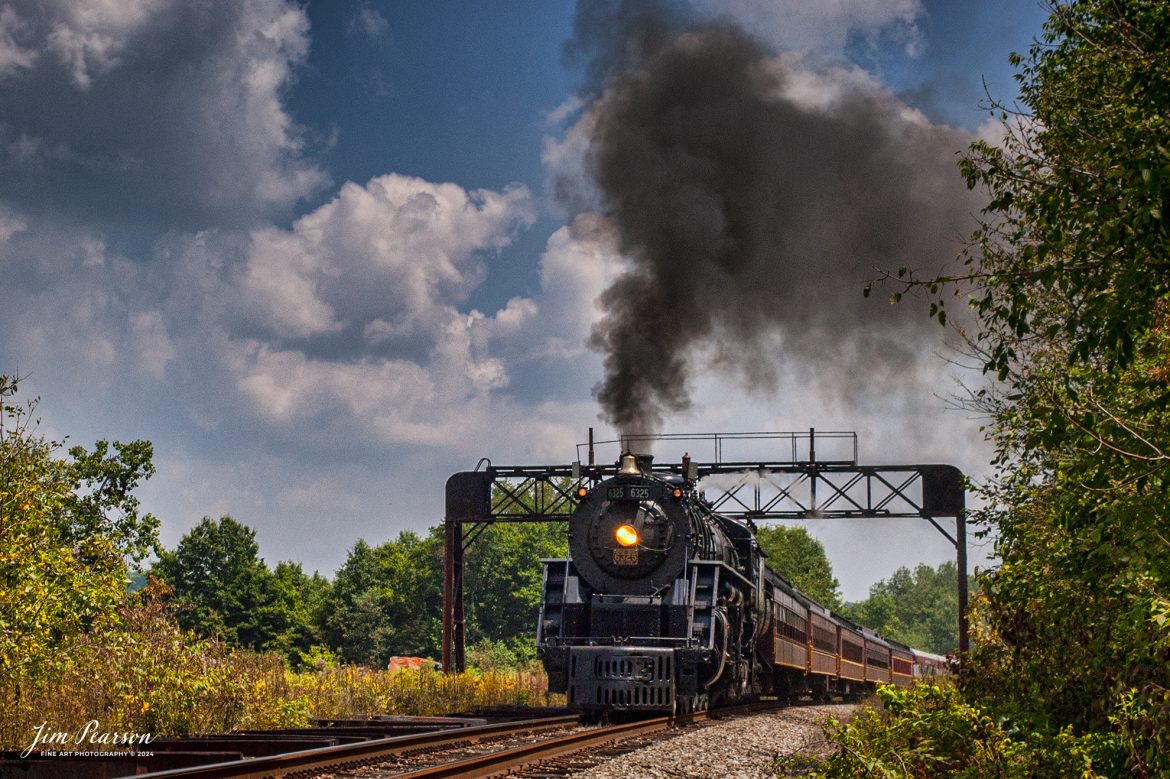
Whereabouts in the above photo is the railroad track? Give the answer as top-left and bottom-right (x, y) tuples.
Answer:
(365, 702), (785, 778)
(125, 714), (582, 779)
(2, 702), (786, 779)
(380, 713), (684, 778)
(124, 714), (681, 779)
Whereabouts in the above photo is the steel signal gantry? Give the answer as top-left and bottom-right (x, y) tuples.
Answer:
(443, 452), (966, 673)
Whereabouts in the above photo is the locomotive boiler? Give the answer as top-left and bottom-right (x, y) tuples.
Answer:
(537, 452), (931, 715)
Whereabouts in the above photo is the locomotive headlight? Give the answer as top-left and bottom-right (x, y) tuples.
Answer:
(614, 524), (639, 547)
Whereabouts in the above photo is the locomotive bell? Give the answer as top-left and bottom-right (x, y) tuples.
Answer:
(619, 452), (640, 475)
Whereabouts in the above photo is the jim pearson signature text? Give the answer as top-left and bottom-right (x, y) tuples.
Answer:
(22, 721), (156, 758)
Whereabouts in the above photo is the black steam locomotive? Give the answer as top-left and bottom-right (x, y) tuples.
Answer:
(537, 453), (942, 715)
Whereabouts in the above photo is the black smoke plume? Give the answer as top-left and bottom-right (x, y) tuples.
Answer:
(566, 2), (980, 438)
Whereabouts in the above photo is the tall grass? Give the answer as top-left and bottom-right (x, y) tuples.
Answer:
(289, 665), (551, 720)
(0, 591), (550, 751)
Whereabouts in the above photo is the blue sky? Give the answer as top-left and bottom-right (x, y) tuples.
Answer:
(0, 0), (1050, 599)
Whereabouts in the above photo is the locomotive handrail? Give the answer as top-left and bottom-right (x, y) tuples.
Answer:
(577, 429), (860, 465)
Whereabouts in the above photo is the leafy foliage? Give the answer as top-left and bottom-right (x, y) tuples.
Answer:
(0, 376), (158, 685)
(0, 580), (550, 749)
(953, 2), (1170, 771)
(834, 1), (1170, 774)
(63, 439), (159, 564)
(841, 562), (969, 655)
(755, 524), (841, 607)
(153, 516), (311, 654)
(464, 519), (567, 652)
(0, 374), (552, 748)
(778, 680), (1126, 778)
(152, 501), (564, 669)
(323, 532), (443, 665)
(952, 2), (1170, 383)
(268, 561), (331, 659)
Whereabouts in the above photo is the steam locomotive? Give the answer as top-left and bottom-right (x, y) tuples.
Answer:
(537, 453), (945, 715)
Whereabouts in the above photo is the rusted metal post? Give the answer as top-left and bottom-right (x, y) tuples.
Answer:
(957, 508), (969, 655)
(442, 515), (465, 673)
(918, 464), (968, 661)
(444, 471), (490, 674)
(453, 529), (465, 673)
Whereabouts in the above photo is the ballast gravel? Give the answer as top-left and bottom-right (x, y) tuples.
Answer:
(570, 703), (857, 779)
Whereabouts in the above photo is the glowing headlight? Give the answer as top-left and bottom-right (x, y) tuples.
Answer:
(614, 524), (639, 547)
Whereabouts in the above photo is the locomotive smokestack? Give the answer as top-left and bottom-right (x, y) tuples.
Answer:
(620, 430), (654, 457)
(565, 1), (980, 432)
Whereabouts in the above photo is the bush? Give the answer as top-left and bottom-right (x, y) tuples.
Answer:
(0, 581), (553, 750)
(776, 680), (1127, 778)
(0, 581), (310, 748)
(466, 637), (539, 672)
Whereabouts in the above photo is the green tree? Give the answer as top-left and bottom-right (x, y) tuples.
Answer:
(265, 561), (331, 661)
(842, 562), (968, 655)
(152, 516), (282, 651)
(954, 2), (1169, 769)
(754, 524), (841, 607)
(458, 481), (571, 660)
(63, 439), (159, 565)
(323, 531), (443, 666)
(858, 0), (1170, 772)
(463, 520), (567, 656)
(0, 376), (158, 684)
(321, 540), (383, 665)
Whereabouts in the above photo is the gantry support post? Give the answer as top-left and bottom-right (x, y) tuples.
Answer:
(443, 471), (493, 673)
(957, 508), (969, 655)
(919, 464), (969, 658)
(442, 515), (464, 673)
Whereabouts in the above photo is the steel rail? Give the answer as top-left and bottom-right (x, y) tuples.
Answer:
(387, 701), (787, 778)
(385, 713), (689, 778)
(131, 715), (580, 779)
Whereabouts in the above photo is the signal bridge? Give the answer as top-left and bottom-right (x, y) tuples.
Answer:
(443, 430), (967, 673)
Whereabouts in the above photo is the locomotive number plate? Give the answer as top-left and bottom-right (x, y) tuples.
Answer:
(612, 548), (639, 566)
(607, 485), (653, 500)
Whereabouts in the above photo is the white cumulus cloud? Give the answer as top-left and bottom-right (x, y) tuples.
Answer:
(0, 0), (326, 226)
(238, 174), (536, 343)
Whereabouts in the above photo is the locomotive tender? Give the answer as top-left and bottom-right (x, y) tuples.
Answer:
(537, 452), (944, 715)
